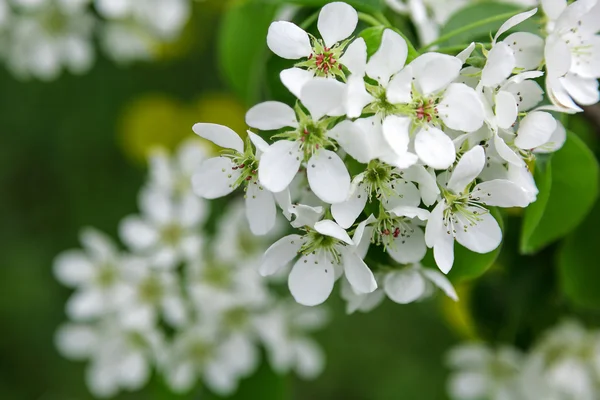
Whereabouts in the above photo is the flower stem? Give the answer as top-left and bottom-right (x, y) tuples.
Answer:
(373, 11), (392, 27)
(357, 12), (384, 28)
(419, 11), (522, 51)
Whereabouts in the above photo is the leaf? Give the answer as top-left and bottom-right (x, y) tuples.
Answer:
(422, 208), (505, 283)
(218, 0), (278, 105)
(359, 26), (420, 62)
(439, 2), (539, 46)
(265, 0), (386, 12)
(557, 200), (600, 310)
(520, 133), (599, 254)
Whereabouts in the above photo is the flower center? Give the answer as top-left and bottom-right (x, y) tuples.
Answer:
(373, 214), (415, 250)
(203, 264), (231, 288)
(299, 230), (342, 263)
(311, 48), (340, 76)
(138, 276), (163, 304)
(96, 264), (117, 287)
(362, 160), (402, 201)
(160, 224), (183, 246)
(297, 38), (348, 78)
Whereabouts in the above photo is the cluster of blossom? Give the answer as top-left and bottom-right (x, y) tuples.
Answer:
(0, 0), (191, 80)
(54, 140), (326, 398)
(192, 1), (599, 309)
(446, 319), (600, 400)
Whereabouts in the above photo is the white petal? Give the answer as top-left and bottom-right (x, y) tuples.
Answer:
(288, 252), (335, 306)
(389, 206), (430, 221)
(472, 179), (531, 207)
(382, 115), (411, 157)
(192, 157), (240, 199)
(386, 65), (413, 104)
(504, 32), (544, 70)
(534, 119), (566, 153)
(81, 228), (116, 261)
(300, 78), (345, 120)
(403, 165), (440, 206)
(331, 184), (369, 229)
(54, 251), (95, 287)
(439, 83), (484, 132)
(421, 268), (458, 301)
(341, 247), (377, 294)
(340, 37), (367, 76)
(119, 352), (149, 389)
(383, 269), (427, 304)
(382, 180), (421, 210)
(495, 90), (518, 129)
(541, 0), (566, 20)
(67, 289), (105, 320)
(546, 76), (583, 113)
(329, 119), (371, 163)
(494, 133), (525, 166)
(387, 225), (427, 264)
(545, 34), (572, 78)
(425, 200), (445, 247)
(503, 79), (544, 111)
(247, 131), (270, 154)
(294, 338), (325, 379)
(456, 42), (475, 63)
(414, 127), (456, 169)
(259, 140), (302, 193)
(267, 21), (312, 59)
(345, 75), (374, 118)
(192, 123), (243, 153)
(317, 1), (358, 47)
(55, 324), (97, 360)
(494, 8), (538, 42)
(314, 220), (353, 245)
(455, 211), (502, 254)
(515, 111), (557, 149)
(280, 67), (315, 99)
(447, 145), (485, 193)
(561, 74), (600, 106)
(119, 216), (159, 250)
(246, 101), (298, 130)
(481, 42), (516, 87)
(139, 189), (173, 225)
(412, 53), (462, 95)
(260, 234), (304, 276)
(307, 149), (351, 204)
(434, 230), (455, 274)
(289, 204), (325, 228)
(246, 183), (276, 235)
(365, 29), (408, 86)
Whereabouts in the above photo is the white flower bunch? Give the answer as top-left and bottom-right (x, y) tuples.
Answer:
(192, 1), (594, 309)
(0, 0), (191, 80)
(446, 320), (600, 400)
(54, 140), (326, 398)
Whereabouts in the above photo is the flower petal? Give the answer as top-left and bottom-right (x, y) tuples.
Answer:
(288, 252), (335, 306)
(386, 65), (413, 104)
(504, 32), (544, 70)
(494, 8), (538, 42)
(300, 78), (346, 120)
(280, 67), (315, 99)
(545, 34), (572, 78)
(495, 90), (519, 129)
(192, 123), (243, 153)
(472, 179), (531, 207)
(54, 251), (95, 287)
(434, 230), (455, 274)
(503, 79), (544, 111)
(412, 52), (462, 95)
(421, 268), (458, 301)
(267, 21), (312, 59)
(560, 74), (600, 106)
(365, 29), (408, 86)
(534, 119), (566, 153)
(345, 75), (374, 118)
(481, 42), (515, 87)
(455, 211), (502, 254)
(381, 180), (420, 209)
(259, 140), (303, 193)
(341, 247), (377, 294)
(245, 182), (276, 235)
(317, 1), (358, 48)
(494, 133), (525, 166)
(425, 200), (446, 248)
(438, 83), (484, 132)
(246, 101), (298, 130)
(340, 37), (367, 76)
(260, 234), (304, 276)
(331, 184), (369, 229)
(314, 219), (353, 245)
(119, 216), (159, 250)
(382, 115), (411, 157)
(192, 157), (241, 199)
(515, 111), (557, 149)
(329, 119), (371, 163)
(447, 145), (485, 193)
(384, 269), (427, 304)
(247, 131), (270, 154)
(414, 126), (456, 169)
(387, 225), (427, 264)
(307, 149), (351, 204)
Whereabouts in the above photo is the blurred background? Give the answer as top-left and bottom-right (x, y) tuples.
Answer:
(1, 0), (599, 399)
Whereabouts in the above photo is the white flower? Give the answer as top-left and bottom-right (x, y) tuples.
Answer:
(340, 276), (386, 314)
(54, 228), (130, 320)
(259, 217), (377, 306)
(55, 320), (163, 398)
(163, 326), (258, 396)
(383, 263), (458, 304)
(543, 0), (600, 112)
(268, 2), (358, 96)
(425, 145), (531, 273)
(246, 79), (351, 204)
(119, 187), (205, 269)
(446, 343), (524, 400)
(117, 258), (188, 329)
(99, 21), (154, 64)
(192, 123), (280, 235)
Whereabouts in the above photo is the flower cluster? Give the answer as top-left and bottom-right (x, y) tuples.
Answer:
(0, 0), (191, 80)
(54, 140), (326, 398)
(447, 320), (600, 400)
(192, 1), (593, 309)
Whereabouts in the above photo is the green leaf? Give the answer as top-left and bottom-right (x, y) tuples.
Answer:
(264, 0), (386, 12)
(218, 0), (278, 105)
(359, 26), (420, 62)
(557, 200), (600, 310)
(439, 2), (539, 46)
(520, 132), (600, 254)
(422, 208), (504, 282)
